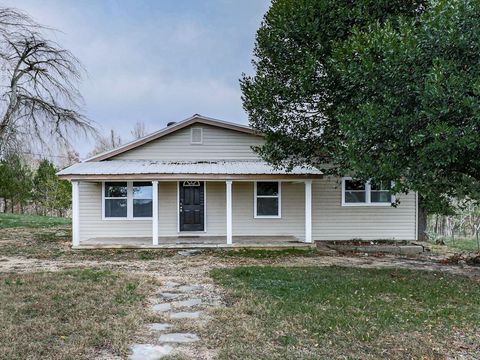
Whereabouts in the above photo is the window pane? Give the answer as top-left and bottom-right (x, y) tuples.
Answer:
(257, 182), (279, 196)
(345, 180), (365, 191)
(133, 199), (152, 217)
(257, 198), (279, 216)
(371, 191), (391, 203)
(105, 182), (127, 197)
(345, 191), (366, 203)
(371, 181), (390, 191)
(133, 182), (152, 199)
(105, 199), (127, 217)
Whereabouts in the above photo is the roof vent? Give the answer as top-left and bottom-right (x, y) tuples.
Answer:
(167, 121), (176, 127)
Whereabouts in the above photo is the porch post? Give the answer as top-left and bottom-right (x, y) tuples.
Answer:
(305, 179), (312, 243)
(226, 180), (233, 245)
(72, 180), (80, 247)
(152, 180), (159, 246)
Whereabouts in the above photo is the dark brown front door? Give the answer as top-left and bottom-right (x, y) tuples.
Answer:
(179, 181), (204, 231)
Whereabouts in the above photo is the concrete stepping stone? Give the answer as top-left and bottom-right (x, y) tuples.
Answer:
(170, 311), (202, 320)
(177, 285), (202, 293)
(178, 249), (202, 256)
(174, 298), (202, 308)
(129, 344), (173, 360)
(164, 281), (180, 289)
(159, 292), (180, 300)
(152, 303), (172, 313)
(148, 323), (174, 331)
(158, 333), (200, 343)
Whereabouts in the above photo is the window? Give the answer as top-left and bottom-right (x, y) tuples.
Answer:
(133, 182), (153, 217)
(190, 127), (203, 144)
(254, 181), (281, 218)
(103, 181), (153, 219)
(104, 182), (127, 217)
(342, 178), (394, 206)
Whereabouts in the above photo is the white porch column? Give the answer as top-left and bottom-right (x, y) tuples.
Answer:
(72, 180), (80, 247)
(226, 180), (233, 245)
(152, 180), (159, 246)
(305, 179), (312, 243)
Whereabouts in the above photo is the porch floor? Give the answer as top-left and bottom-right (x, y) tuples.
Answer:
(75, 236), (312, 249)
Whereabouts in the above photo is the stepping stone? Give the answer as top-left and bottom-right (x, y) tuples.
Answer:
(170, 311), (202, 320)
(164, 281), (180, 289)
(158, 333), (200, 343)
(177, 249), (201, 256)
(148, 323), (173, 331)
(159, 292), (180, 300)
(174, 298), (202, 308)
(177, 285), (202, 293)
(129, 344), (173, 360)
(152, 303), (171, 313)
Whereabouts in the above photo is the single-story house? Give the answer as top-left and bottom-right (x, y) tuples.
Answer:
(57, 114), (418, 248)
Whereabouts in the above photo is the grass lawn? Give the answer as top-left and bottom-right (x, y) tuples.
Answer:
(442, 237), (480, 252)
(0, 213), (71, 229)
(0, 268), (157, 360)
(211, 266), (480, 359)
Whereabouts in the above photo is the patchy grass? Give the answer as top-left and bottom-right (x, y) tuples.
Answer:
(210, 266), (480, 359)
(0, 226), (177, 260)
(0, 269), (157, 360)
(213, 247), (319, 259)
(0, 213), (71, 229)
(443, 237), (480, 253)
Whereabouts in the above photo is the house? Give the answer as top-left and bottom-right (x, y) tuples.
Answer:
(57, 114), (418, 248)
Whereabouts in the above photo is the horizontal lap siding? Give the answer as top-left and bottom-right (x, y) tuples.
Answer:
(112, 124), (265, 161)
(312, 177), (416, 240)
(232, 182), (305, 240)
(78, 182), (152, 241)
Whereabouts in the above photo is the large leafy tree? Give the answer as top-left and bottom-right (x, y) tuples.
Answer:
(241, 0), (426, 170)
(331, 0), (480, 214)
(242, 0), (480, 236)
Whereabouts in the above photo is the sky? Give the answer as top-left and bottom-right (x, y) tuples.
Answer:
(1, 0), (271, 157)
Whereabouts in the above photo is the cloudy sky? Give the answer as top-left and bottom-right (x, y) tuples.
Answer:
(1, 0), (270, 157)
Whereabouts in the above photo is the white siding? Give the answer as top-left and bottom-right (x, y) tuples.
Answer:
(312, 176), (416, 240)
(79, 182), (152, 240)
(78, 177), (416, 242)
(111, 124), (265, 161)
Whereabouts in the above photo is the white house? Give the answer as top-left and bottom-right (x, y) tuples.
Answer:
(57, 114), (418, 248)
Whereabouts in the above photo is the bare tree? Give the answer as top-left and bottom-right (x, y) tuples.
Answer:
(0, 7), (95, 156)
(131, 121), (147, 140)
(87, 129), (122, 157)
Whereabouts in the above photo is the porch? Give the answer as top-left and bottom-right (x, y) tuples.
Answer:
(75, 235), (313, 249)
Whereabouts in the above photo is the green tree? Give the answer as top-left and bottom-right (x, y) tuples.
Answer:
(241, 0), (426, 170)
(33, 160), (71, 216)
(0, 155), (32, 212)
(242, 0), (480, 238)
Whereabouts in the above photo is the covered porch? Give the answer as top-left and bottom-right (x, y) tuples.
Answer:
(59, 160), (323, 249)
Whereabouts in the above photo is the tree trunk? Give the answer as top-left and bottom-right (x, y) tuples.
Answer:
(417, 195), (428, 241)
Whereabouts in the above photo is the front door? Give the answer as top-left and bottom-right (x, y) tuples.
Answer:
(179, 181), (205, 231)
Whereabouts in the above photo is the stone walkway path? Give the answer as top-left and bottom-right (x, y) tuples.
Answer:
(129, 279), (221, 360)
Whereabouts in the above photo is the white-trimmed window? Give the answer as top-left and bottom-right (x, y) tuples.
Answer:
(103, 181), (153, 219)
(104, 182), (128, 218)
(254, 181), (281, 218)
(342, 177), (394, 206)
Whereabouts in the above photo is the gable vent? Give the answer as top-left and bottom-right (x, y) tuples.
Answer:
(190, 127), (203, 144)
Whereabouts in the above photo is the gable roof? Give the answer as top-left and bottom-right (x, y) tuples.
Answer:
(85, 114), (262, 162)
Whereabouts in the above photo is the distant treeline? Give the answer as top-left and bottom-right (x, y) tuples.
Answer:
(0, 155), (71, 217)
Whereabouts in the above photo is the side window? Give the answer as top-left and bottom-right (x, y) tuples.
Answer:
(255, 181), (281, 218)
(344, 180), (366, 204)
